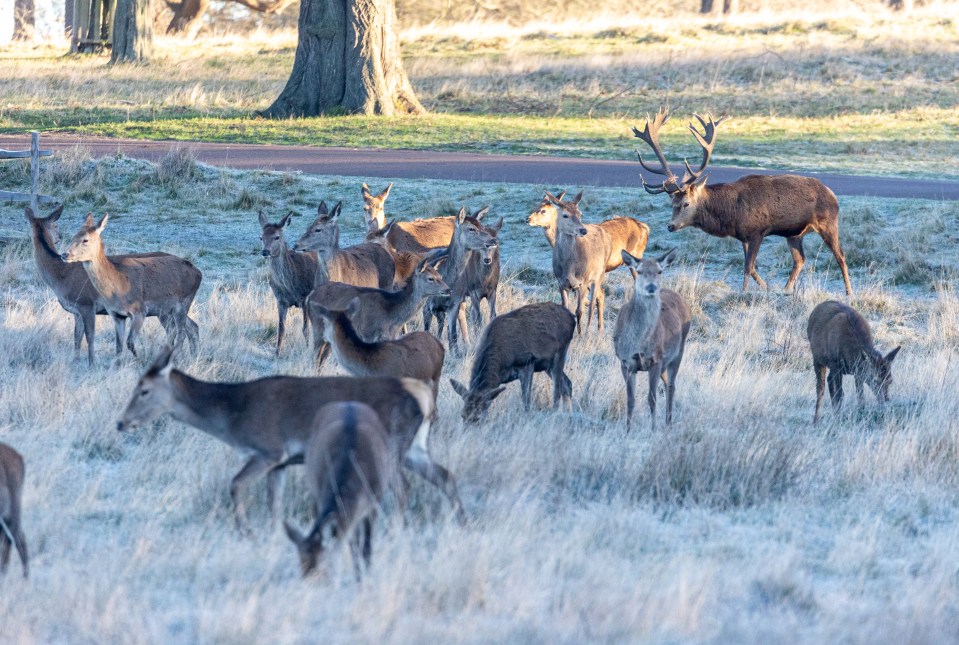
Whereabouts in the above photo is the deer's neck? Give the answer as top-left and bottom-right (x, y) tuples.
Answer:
(329, 315), (376, 372)
(628, 289), (662, 351)
(31, 225), (72, 283)
(270, 244), (298, 292)
(81, 244), (132, 303)
(542, 220), (557, 247)
(383, 278), (423, 326)
(312, 252), (332, 288)
(168, 371), (237, 440)
(694, 188), (732, 237)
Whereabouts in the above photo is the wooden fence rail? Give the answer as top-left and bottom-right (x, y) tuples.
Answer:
(0, 131), (56, 212)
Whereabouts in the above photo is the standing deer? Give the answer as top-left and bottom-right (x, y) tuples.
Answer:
(283, 402), (397, 578)
(61, 214), (202, 358)
(633, 107), (853, 295)
(527, 193), (650, 274)
(293, 201), (394, 290)
(116, 347), (465, 531)
(0, 442), (28, 579)
(24, 206), (174, 364)
(361, 182), (455, 253)
(545, 191), (612, 334)
(364, 219), (424, 287)
(807, 300), (900, 424)
(259, 210), (318, 355)
(450, 302), (575, 423)
(467, 215), (504, 327)
(613, 249), (692, 432)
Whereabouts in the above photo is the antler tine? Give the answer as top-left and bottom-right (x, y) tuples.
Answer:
(632, 107), (681, 193)
(683, 112), (729, 182)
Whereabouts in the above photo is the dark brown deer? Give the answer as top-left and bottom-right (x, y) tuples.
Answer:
(259, 210), (318, 355)
(361, 182), (455, 254)
(807, 300), (900, 424)
(450, 302), (575, 423)
(116, 347), (465, 530)
(613, 249), (691, 432)
(0, 442), (28, 579)
(633, 107), (853, 295)
(283, 402), (397, 578)
(61, 214), (202, 358)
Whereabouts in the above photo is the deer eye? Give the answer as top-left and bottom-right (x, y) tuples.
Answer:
(140, 389), (149, 397)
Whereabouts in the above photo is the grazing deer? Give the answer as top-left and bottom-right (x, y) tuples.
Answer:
(527, 193), (650, 274)
(364, 219), (424, 287)
(545, 191), (612, 334)
(807, 300), (900, 424)
(311, 298), (445, 398)
(307, 255), (450, 368)
(0, 442), (28, 579)
(424, 206), (499, 350)
(259, 210), (318, 355)
(613, 249), (692, 432)
(24, 206), (175, 364)
(293, 201), (394, 290)
(633, 107), (853, 295)
(61, 214), (202, 358)
(283, 402), (398, 578)
(450, 302), (575, 423)
(361, 182), (455, 254)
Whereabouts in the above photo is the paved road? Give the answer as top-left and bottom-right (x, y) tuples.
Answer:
(3, 135), (958, 201)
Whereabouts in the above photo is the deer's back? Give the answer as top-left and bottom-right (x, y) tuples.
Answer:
(113, 253), (203, 300)
(473, 302), (575, 383)
(351, 331), (444, 383)
(329, 244), (394, 289)
(807, 300), (873, 370)
(598, 218), (650, 270)
(40, 252), (171, 309)
(392, 217), (456, 254)
(0, 442), (24, 520)
(712, 174), (839, 237)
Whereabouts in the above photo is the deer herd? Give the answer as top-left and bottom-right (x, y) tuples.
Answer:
(3, 107), (902, 581)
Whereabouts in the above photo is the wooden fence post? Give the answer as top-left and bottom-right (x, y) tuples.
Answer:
(30, 131), (40, 213)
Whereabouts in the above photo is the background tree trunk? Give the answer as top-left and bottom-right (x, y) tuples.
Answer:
(260, 0), (424, 118)
(13, 0), (35, 40)
(889, 0), (914, 11)
(112, 0), (154, 63)
(65, 0), (75, 37)
(699, 0), (713, 13)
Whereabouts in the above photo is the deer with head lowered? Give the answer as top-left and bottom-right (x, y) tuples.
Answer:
(0, 442), (28, 579)
(544, 191), (612, 334)
(24, 205), (178, 364)
(307, 254), (450, 368)
(293, 201), (395, 290)
(807, 300), (900, 424)
(613, 249), (692, 432)
(634, 107), (853, 295)
(61, 214), (202, 358)
(361, 182), (456, 254)
(259, 210), (318, 355)
(116, 347), (466, 532)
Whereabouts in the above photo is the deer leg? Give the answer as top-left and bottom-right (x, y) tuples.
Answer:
(595, 281), (606, 333)
(12, 527), (27, 579)
(229, 455), (276, 534)
(827, 370), (844, 411)
(813, 363), (827, 424)
(488, 288), (497, 320)
(82, 307), (96, 365)
(72, 312), (84, 351)
(742, 237), (768, 291)
(0, 529), (9, 574)
(819, 227), (853, 296)
(551, 347), (572, 410)
(112, 315), (126, 355)
(647, 365), (662, 432)
(266, 466), (287, 526)
(854, 373), (865, 406)
(457, 301), (471, 345)
(574, 288), (587, 335)
(560, 284), (569, 310)
(784, 236), (806, 293)
(519, 362), (535, 411)
(126, 312), (145, 357)
(276, 302), (288, 355)
(185, 316), (200, 354)
(469, 294), (482, 328)
(300, 305), (310, 341)
(361, 515), (374, 567)
(403, 445), (467, 525)
(663, 361), (679, 427)
(620, 360), (636, 433)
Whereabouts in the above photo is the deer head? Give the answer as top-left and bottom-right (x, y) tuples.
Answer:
(453, 206), (498, 265)
(284, 521), (325, 577)
(526, 190), (566, 228)
(259, 210), (294, 258)
(360, 182), (393, 232)
(450, 379), (506, 424)
(25, 204), (65, 247)
(61, 213), (108, 263)
(294, 201), (342, 254)
(545, 191), (588, 238)
(116, 346), (177, 432)
(862, 346), (901, 403)
(621, 248), (677, 298)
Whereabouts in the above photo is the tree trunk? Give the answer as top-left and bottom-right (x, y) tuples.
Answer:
(722, 0), (738, 14)
(111, 0), (153, 63)
(889, 0), (913, 11)
(699, 0), (713, 13)
(260, 0), (424, 118)
(13, 0), (34, 40)
(165, 0), (209, 36)
(65, 0), (75, 37)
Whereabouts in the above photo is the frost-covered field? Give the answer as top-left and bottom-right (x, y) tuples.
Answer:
(1, 151), (958, 642)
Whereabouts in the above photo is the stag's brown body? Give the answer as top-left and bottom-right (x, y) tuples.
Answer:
(259, 211), (318, 354)
(807, 300), (900, 424)
(451, 302), (575, 423)
(361, 183), (455, 254)
(0, 442), (28, 578)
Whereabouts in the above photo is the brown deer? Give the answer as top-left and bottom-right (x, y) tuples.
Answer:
(283, 402), (397, 578)
(527, 193), (650, 274)
(116, 347), (465, 531)
(361, 182), (455, 254)
(364, 219), (424, 287)
(259, 210), (318, 355)
(450, 302), (575, 423)
(293, 201), (394, 290)
(24, 206), (175, 364)
(61, 214), (202, 358)
(0, 442), (28, 579)
(807, 300), (900, 424)
(307, 255), (450, 368)
(613, 249), (692, 432)
(633, 107), (853, 295)
(312, 298), (445, 399)
(545, 191), (612, 334)
(466, 215), (504, 327)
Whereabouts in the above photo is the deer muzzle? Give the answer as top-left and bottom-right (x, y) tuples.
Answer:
(260, 249), (271, 257)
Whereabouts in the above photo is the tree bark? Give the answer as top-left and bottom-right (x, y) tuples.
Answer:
(260, 0), (424, 118)
(13, 0), (35, 40)
(65, 0), (75, 37)
(699, 0), (713, 13)
(889, 0), (914, 11)
(111, 0), (154, 63)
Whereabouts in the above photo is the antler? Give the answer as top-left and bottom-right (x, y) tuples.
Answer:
(632, 108), (681, 195)
(681, 113), (730, 184)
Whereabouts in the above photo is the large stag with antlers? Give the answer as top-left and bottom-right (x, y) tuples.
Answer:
(633, 108), (853, 295)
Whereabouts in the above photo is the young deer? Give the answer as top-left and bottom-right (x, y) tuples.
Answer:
(116, 347), (465, 531)
(25, 205), (174, 364)
(312, 298), (445, 398)
(0, 442), (28, 579)
(807, 300), (901, 424)
(364, 219), (425, 287)
(293, 201), (394, 290)
(283, 402), (398, 578)
(61, 214), (202, 358)
(451, 302), (575, 423)
(634, 107), (853, 295)
(613, 249), (692, 432)
(546, 191), (612, 334)
(307, 256), (450, 368)
(466, 215), (504, 327)
(259, 210), (318, 355)
(361, 182), (455, 254)
(527, 193), (650, 274)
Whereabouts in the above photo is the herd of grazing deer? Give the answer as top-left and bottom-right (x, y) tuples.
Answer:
(2, 108), (902, 580)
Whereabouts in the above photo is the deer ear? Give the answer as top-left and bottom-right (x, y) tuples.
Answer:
(379, 182), (393, 200)
(544, 191), (562, 206)
(557, 189), (567, 201)
(284, 521), (305, 547)
(94, 213), (109, 234)
(331, 202), (342, 219)
(488, 216), (505, 235)
(450, 379), (469, 399)
(24, 207), (36, 222)
(692, 173), (709, 187)
(484, 386), (507, 401)
(317, 201), (328, 215)
(84, 213), (95, 227)
(279, 211), (294, 228)
(571, 191), (584, 205)
(456, 206), (468, 224)
(258, 210), (268, 228)
(49, 204), (64, 221)
(885, 346), (901, 363)
(150, 345), (175, 377)
(658, 248), (677, 268)
(474, 205), (490, 221)
(346, 297), (361, 318)
(383, 218), (396, 234)
(361, 183), (372, 197)
(621, 250), (639, 267)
